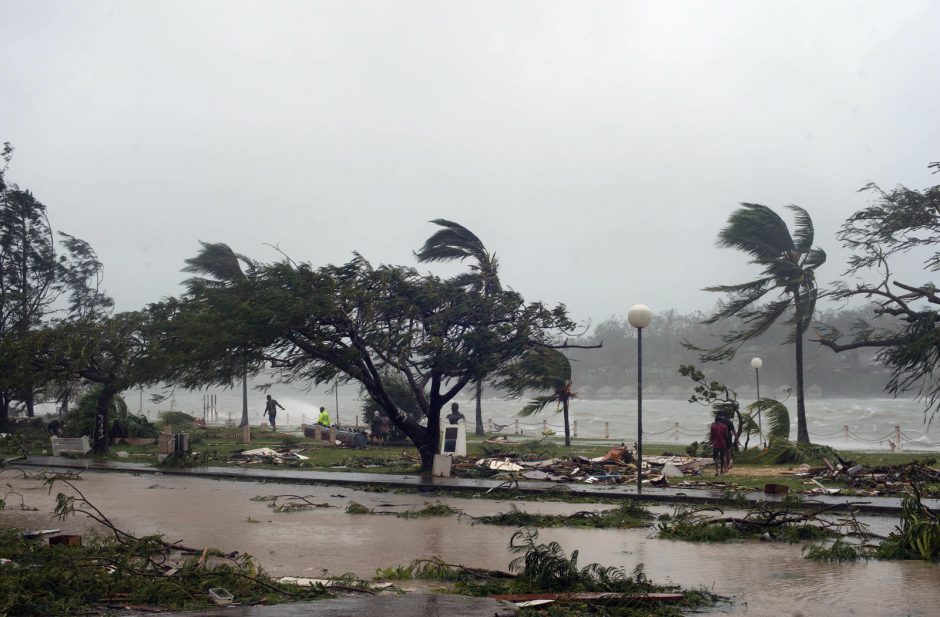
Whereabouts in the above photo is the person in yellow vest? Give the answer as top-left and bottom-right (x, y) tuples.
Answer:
(317, 406), (331, 427)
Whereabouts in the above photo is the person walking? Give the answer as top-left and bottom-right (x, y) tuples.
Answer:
(265, 394), (285, 432)
(709, 415), (731, 475)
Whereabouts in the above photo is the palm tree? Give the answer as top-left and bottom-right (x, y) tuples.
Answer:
(182, 242), (254, 427)
(495, 347), (576, 446)
(697, 204), (826, 443)
(415, 220), (500, 435)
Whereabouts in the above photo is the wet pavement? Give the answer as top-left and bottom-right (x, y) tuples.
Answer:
(3, 466), (939, 616)
(129, 595), (516, 617)
(15, 455), (938, 515)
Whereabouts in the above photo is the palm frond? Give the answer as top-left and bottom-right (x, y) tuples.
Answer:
(748, 398), (790, 441)
(802, 247), (827, 271)
(182, 241), (248, 284)
(702, 288), (771, 324)
(787, 204), (815, 251)
(791, 283), (819, 338)
(738, 298), (792, 340)
(495, 347), (571, 397)
(716, 204), (795, 261)
(519, 395), (557, 416)
(703, 277), (775, 294)
(415, 220), (486, 264)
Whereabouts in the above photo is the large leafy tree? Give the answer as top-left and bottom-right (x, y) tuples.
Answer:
(815, 163), (940, 420)
(181, 242), (255, 426)
(415, 220), (501, 435)
(160, 254), (577, 469)
(37, 310), (156, 453)
(0, 144), (107, 423)
(494, 347), (577, 446)
(691, 204), (826, 443)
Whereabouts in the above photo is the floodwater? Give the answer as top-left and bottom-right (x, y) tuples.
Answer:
(2, 471), (938, 616)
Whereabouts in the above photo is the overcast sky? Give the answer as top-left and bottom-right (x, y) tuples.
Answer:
(2, 1), (938, 327)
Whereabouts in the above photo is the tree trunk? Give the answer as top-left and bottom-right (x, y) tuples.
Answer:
(25, 389), (34, 418)
(562, 398), (571, 447)
(0, 394), (9, 427)
(60, 386), (70, 417)
(474, 379), (484, 436)
(239, 364), (249, 427)
(410, 413), (442, 471)
(794, 289), (810, 444)
(91, 385), (117, 454)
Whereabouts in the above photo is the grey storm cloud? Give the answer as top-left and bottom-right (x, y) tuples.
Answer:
(1, 0), (938, 324)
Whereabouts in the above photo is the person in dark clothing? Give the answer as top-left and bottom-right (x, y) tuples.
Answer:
(718, 414), (737, 471)
(709, 416), (731, 475)
(264, 395), (285, 432)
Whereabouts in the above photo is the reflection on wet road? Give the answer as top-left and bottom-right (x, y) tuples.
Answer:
(2, 471), (937, 616)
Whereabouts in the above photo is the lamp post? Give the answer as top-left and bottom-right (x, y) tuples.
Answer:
(751, 357), (763, 445)
(628, 304), (652, 495)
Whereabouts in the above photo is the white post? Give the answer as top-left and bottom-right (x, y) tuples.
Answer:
(674, 422), (679, 441)
(895, 425), (902, 451)
(573, 420), (578, 437)
(515, 419), (519, 435)
(543, 419), (548, 433)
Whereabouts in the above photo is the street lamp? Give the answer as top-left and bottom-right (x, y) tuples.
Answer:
(751, 357), (763, 445)
(628, 304), (652, 495)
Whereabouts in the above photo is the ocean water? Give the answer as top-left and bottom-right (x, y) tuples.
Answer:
(115, 379), (940, 452)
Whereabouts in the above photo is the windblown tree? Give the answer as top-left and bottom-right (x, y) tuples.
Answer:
(0, 143), (107, 423)
(816, 163), (940, 420)
(30, 238), (140, 454)
(415, 220), (501, 436)
(38, 311), (156, 453)
(495, 347), (577, 446)
(161, 253), (579, 470)
(181, 242), (255, 427)
(690, 204), (826, 443)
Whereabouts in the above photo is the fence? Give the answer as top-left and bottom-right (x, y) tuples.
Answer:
(485, 419), (940, 451)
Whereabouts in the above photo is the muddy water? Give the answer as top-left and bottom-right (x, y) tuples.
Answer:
(2, 471), (938, 616)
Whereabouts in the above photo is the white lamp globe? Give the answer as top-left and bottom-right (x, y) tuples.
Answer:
(751, 357), (763, 369)
(628, 304), (652, 329)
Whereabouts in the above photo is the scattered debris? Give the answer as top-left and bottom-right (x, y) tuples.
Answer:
(229, 447), (310, 465)
(208, 587), (234, 605)
(491, 592), (685, 604)
(471, 453), (712, 486)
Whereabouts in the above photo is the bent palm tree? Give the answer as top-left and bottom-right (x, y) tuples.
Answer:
(694, 204), (826, 443)
(182, 242), (254, 427)
(495, 347), (576, 446)
(415, 220), (500, 435)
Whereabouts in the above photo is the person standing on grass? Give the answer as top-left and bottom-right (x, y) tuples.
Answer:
(718, 413), (737, 471)
(709, 415), (731, 475)
(265, 394), (285, 432)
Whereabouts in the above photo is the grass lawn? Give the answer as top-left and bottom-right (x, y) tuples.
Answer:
(3, 423), (936, 494)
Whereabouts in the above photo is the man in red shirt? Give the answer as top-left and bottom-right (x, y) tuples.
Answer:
(709, 416), (731, 475)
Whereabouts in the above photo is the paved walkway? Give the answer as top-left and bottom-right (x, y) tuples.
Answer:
(14, 455), (935, 515)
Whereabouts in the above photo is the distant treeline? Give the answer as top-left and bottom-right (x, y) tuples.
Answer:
(559, 306), (893, 400)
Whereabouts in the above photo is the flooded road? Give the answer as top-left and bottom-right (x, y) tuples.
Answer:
(2, 470), (937, 616)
